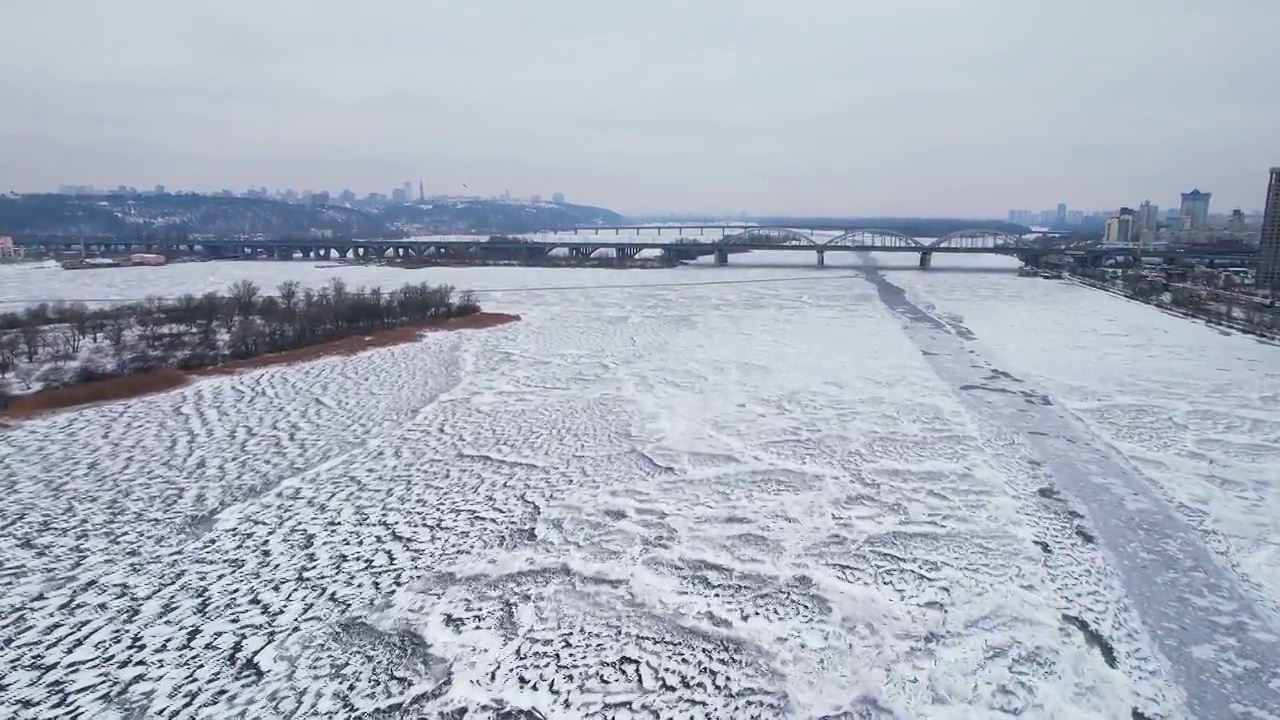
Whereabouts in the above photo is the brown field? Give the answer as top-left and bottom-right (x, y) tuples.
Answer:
(1, 311), (520, 423)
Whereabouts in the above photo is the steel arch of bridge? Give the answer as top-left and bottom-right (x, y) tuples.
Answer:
(824, 229), (923, 248)
(721, 228), (817, 246)
(929, 229), (1028, 249)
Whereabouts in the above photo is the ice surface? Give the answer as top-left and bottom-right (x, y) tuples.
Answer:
(1, 253), (1277, 718)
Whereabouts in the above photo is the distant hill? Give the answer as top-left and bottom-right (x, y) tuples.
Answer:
(380, 199), (623, 234)
(1, 196), (1030, 239)
(0, 194), (624, 238)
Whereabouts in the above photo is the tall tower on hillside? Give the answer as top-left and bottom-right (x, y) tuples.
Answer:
(418, 181), (425, 203)
(1258, 168), (1280, 297)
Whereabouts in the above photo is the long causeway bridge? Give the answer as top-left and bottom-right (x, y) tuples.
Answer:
(13, 225), (1258, 269)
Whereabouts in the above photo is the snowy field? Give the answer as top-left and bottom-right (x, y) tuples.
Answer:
(1, 253), (1278, 718)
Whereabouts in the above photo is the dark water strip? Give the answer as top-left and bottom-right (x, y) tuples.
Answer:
(862, 262), (1280, 719)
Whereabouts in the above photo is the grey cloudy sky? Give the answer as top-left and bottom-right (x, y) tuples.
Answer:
(2, 0), (1277, 217)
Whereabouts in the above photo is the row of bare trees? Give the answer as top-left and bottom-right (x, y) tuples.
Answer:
(0, 279), (481, 405)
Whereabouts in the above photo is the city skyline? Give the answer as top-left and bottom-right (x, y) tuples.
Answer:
(3, 1), (1279, 216)
(34, 179), (1269, 222)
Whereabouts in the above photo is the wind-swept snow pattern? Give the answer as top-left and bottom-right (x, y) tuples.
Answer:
(1, 256), (1276, 718)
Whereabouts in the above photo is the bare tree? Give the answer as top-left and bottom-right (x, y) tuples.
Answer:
(277, 280), (301, 314)
(457, 290), (480, 315)
(21, 304), (51, 329)
(135, 298), (167, 348)
(104, 314), (130, 352)
(18, 323), (43, 364)
(87, 313), (108, 343)
(229, 280), (260, 318)
(231, 317), (265, 358)
(64, 302), (91, 342)
(59, 327), (83, 357)
(169, 293), (201, 329)
(0, 332), (18, 376)
(194, 292), (222, 348)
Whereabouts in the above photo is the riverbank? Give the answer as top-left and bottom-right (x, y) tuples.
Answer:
(1068, 275), (1279, 343)
(1, 311), (520, 423)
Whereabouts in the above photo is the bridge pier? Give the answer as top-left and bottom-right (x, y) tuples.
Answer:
(918, 251), (933, 269)
(614, 246), (640, 267)
(816, 249), (825, 268)
(715, 248), (729, 266)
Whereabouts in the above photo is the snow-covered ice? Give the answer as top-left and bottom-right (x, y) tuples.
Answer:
(1, 253), (1278, 718)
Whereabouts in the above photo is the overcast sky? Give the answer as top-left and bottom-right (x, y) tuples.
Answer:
(2, 1), (1277, 217)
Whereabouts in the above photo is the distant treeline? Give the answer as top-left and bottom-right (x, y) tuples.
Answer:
(0, 279), (479, 402)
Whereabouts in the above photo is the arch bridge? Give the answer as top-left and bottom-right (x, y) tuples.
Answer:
(824, 229), (923, 248)
(722, 228), (816, 246)
(928, 229), (1029, 250)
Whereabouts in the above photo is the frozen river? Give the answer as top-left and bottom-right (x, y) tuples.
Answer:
(2, 254), (1279, 718)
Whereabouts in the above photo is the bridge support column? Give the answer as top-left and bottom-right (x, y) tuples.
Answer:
(816, 249), (825, 268)
(715, 249), (729, 266)
(918, 251), (932, 269)
(614, 246), (640, 267)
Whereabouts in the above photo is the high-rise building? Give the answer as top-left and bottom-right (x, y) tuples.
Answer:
(0, 235), (20, 261)
(391, 187), (408, 203)
(1137, 200), (1160, 231)
(1056, 203), (1067, 224)
(1180, 189), (1211, 229)
(552, 192), (565, 204)
(1257, 168), (1280, 296)
(1104, 207), (1137, 246)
